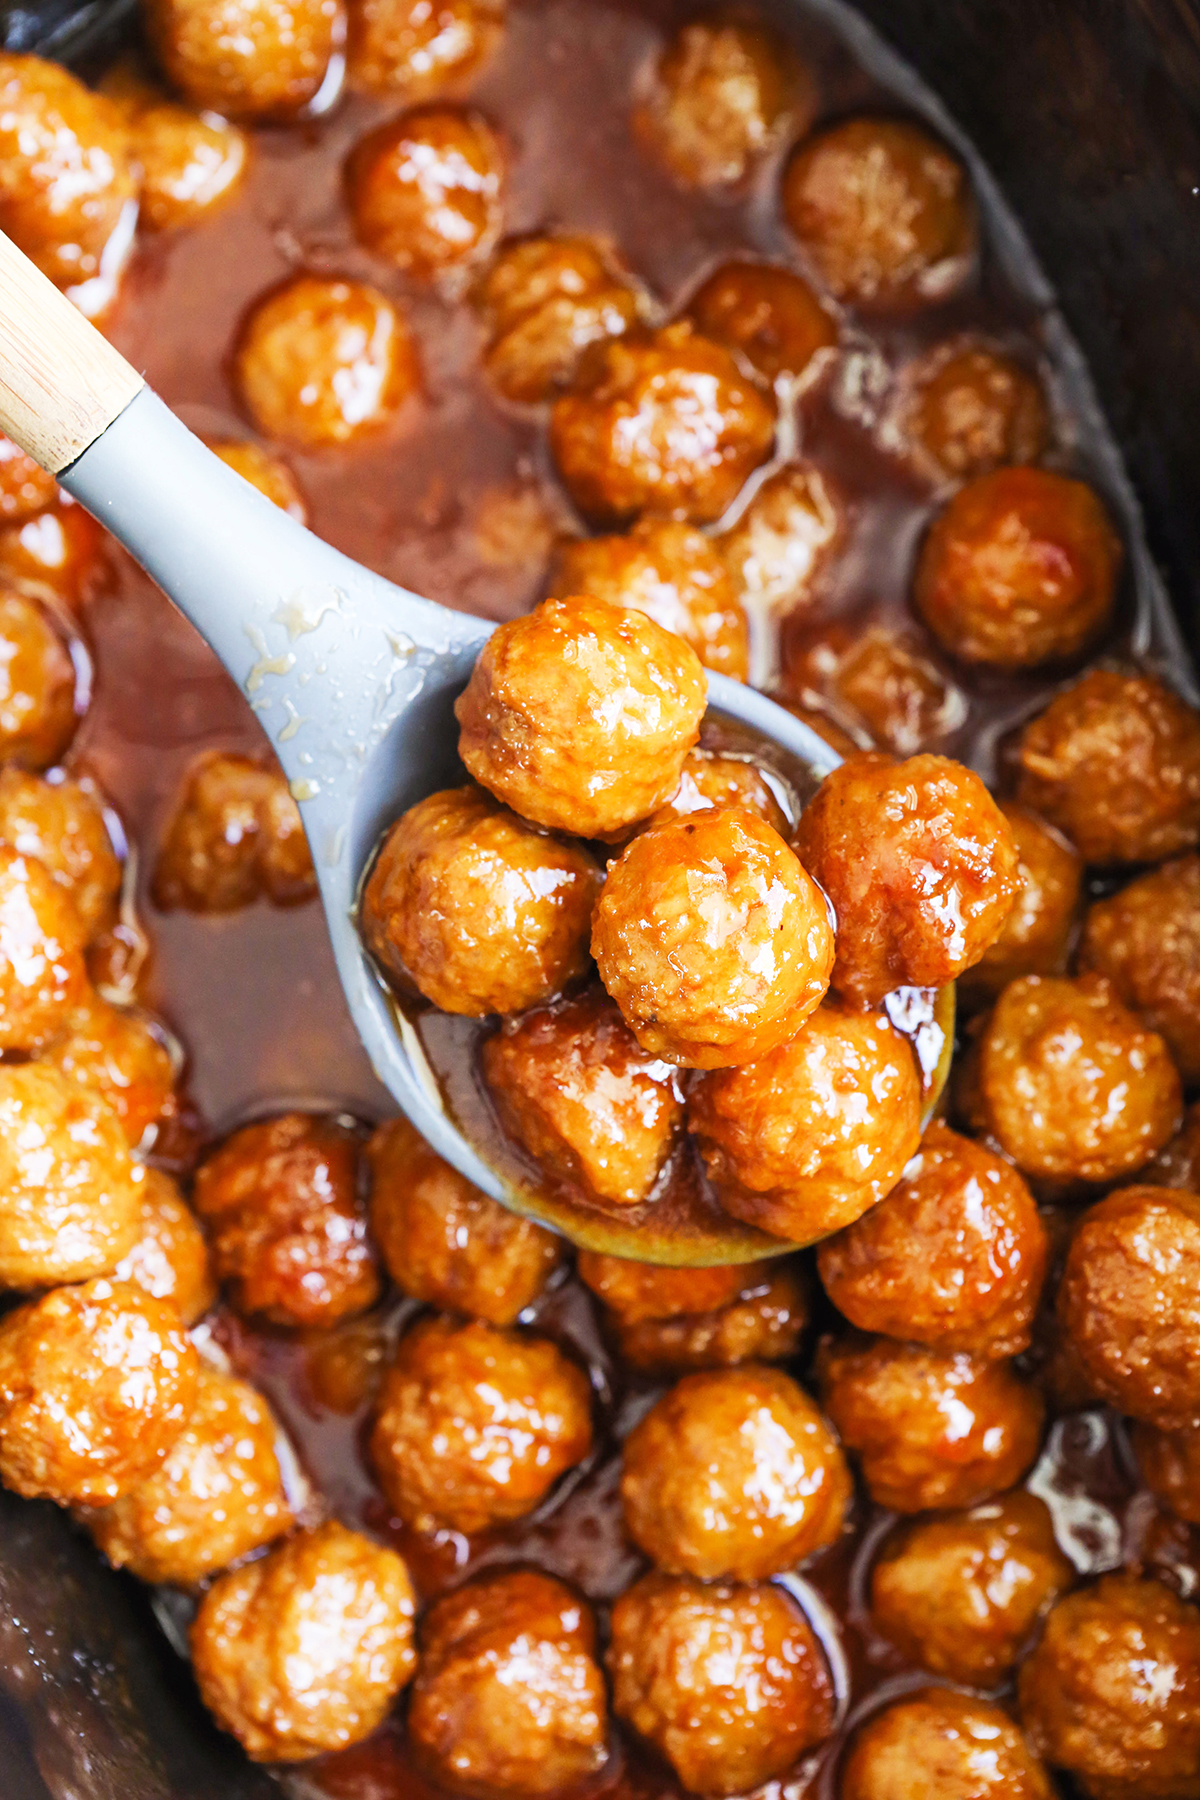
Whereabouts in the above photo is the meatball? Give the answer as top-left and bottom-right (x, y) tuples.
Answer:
(915, 467), (1120, 672)
(1015, 668), (1200, 866)
(0, 592), (77, 769)
(976, 974), (1181, 1184)
(347, 105), (504, 284)
(788, 621), (965, 758)
(482, 991), (683, 1204)
(367, 1115), (561, 1324)
(903, 340), (1048, 483)
(475, 234), (641, 405)
(549, 321), (775, 526)
(84, 1369), (292, 1586)
(620, 1366), (851, 1579)
(1057, 1187), (1200, 1429)
(782, 116), (975, 309)
(817, 1122), (1048, 1359)
(548, 520), (748, 680)
(688, 1002), (922, 1244)
(577, 1251), (758, 1324)
(1079, 855), (1200, 1084)
(594, 810), (834, 1068)
(103, 65), (249, 231)
(0, 769), (121, 943)
(640, 750), (789, 835)
(347, 0), (504, 97)
(0, 55), (134, 292)
(1135, 1421), (1200, 1527)
(689, 259), (837, 385)
(234, 276), (419, 449)
(871, 1491), (1073, 1684)
(0, 847), (88, 1051)
(614, 1263), (809, 1377)
(191, 1521), (416, 1762)
(112, 1167), (216, 1325)
(610, 1572), (832, 1795)
(0, 1062), (141, 1290)
(360, 785), (600, 1016)
(42, 991), (174, 1147)
(0, 501), (108, 609)
(634, 19), (809, 190)
(408, 1569), (608, 1798)
(370, 1314), (593, 1533)
(455, 593), (707, 839)
(962, 802), (1082, 1002)
(209, 440), (306, 520)
(151, 751), (316, 912)
(0, 1278), (198, 1504)
(0, 435), (57, 524)
(796, 752), (1019, 1006)
(843, 1689), (1054, 1800)
(720, 462), (845, 616)
(819, 1335), (1044, 1513)
(192, 1112), (381, 1329)
(144, 0), (339, 117)
(1019, 1574), (1200, 1800)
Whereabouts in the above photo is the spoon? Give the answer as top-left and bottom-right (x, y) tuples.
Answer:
(0, 230), (953, 1265)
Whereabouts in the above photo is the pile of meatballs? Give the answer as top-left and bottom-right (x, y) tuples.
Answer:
(1, 0), (1200, 1797)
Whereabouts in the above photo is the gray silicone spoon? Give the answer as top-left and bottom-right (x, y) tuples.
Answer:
(0, 230), (952, 1264)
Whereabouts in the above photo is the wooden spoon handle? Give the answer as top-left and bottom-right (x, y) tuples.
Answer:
(0, 230), (144, 475)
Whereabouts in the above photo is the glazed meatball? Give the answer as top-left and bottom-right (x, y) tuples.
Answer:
(577, 1251), (757, 1324)
(42, 990), (174, 1146)
(620, 1365), (851, 1579)
(594, 810), (834, 1067)
(192, 1113), (381, 1329)
(482, 991), (683, 1205)
(152, 751), (316, 911)
(976, 974), (1181, 1184)
(0, 1277), (198, 1504)
(191, 1521), (416, 1762)
(819, 1335), (1044, 1513)
(549, 321), (775, 525)
(817, 1122), (1048, 1359)
(634, 19), (809, 190)
(689, 1002), (922, 1243)
(0, 847), (88, 1050)
(610, 1572), (832, 1795)
(782, 116), (975, 309)
(0, 592), (77, 768)
(0, 769), (121, 943)
(475, 234), (641, 405)
(640, 750), (789, 835)
(614, 1263), (809, 1377)
(0, 55), (134, 292)
(1058, 1187), (1200, 1429)
(103, 63), (249, 231)
(1135, 1421), (1200, 1527)
(1015, 668), (1200, 866)
(347, 105), (504, 283)
(1019, 1574), (1200, 1800)
(796, 752), (1019, 1006)
(84, 1368), (292, 1586)
(871, 1491), (1073, 1684)
(209, 440), (306, 519)
(144, 0), (339, 117)
(0, 1063), (141, 1289)
(455, 593), (707, 838)
(112, 1167), (216, 1325)
(368, 1115), (561, 1323)
(1079, 855), (1200, 1084)
(0, 501), (108, 609)
(408, 1570), (608, 1798)
(689, 259), (837, 385)
(962, 802), (1082, 1001)
(360, 786), (600, 1016)
(915, 467), (1120, 671)
(548, 520), (748, 680)
(789, 621), (965, 758)
(720, 461), (845, 616)
(0, 436), (57, 524)
(347, 0), (504, 97)
(370, 1314), (593, 1533)
(903, 340), (1048, 483)
(843, 1689), (1054, 1800)
(234, 276), (419, 449)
